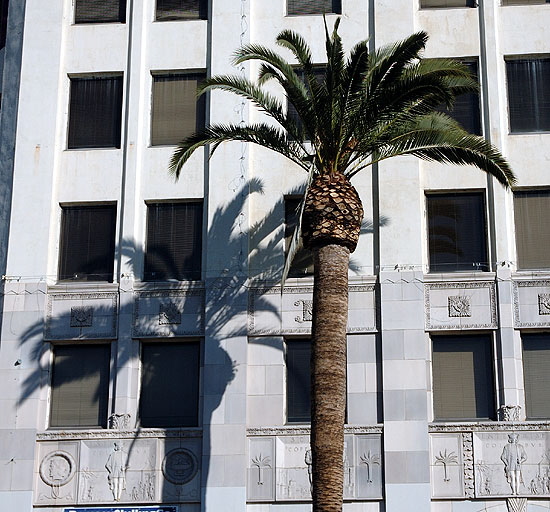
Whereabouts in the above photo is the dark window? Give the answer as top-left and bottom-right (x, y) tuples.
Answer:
(438, 61), (481, 135)
(75, 0), (126, 23)
(502, 0), (550, 5)
(421, 0), (475, 6)
(506, 58), (550, 133)
(0, 0), (8, 49)
(285, 197), (314, 278)
(427, 192), (488, 272)
(151, 73), (206, 146)
(286, 339), (311, 423)
(58, 204), (117, 282)
(156, 0), (207, 21)
(287, 0), (341, 15)
(144, 202), (202, 281)
(140, 342), (200, 427)
(432, 335), (496, 421)
(514, 190), (550, 270)
(68, 76), (123, 149)
(50, 344), (110, 428)
(523, 334), (550, 419)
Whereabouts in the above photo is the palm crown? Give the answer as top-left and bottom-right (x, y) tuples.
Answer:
(170, 18), (515, 189)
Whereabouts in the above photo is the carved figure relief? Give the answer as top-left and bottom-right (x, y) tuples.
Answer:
(159, 301), (182, 325)
(448, 296), (471, 317)
(501, 434), (527, 495)
(162, 448), (199, 485)
(294, 300), (313, 323)
(79, 467), (97, 502)
(131, 472), (155, 501)
(528, 451), (550, 494)
(70, 306), (93, 327)
(39, 451), (76, 500)
(476, 460), (493, 496)
(105, 442), (128, 501)
(434, 450), (458, 483)
(539, 294), (550, 315)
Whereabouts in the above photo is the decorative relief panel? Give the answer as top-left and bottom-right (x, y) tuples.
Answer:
(35, 435), (201, 506)
(133, 289), (204, 337)
(248, 283), (376, 336)
(425, 282), (497, 331)
(473, 432), (550, 498)
(513, 280), (550, 328)
(45, 292), (118, 340)
(430, 433), (465, 498)
(247, 434), (382, 502)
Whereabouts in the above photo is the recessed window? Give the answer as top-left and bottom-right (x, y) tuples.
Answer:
(50, 344), (111, 428)
(438, 60), (481, 135)
(286, 339), (311, 423)
(75, 0), (126, 24)
(523, 334), (550, 419)
(151, 73), (206, 146)
(0, 0), (8, 49)
(155, 0), (207, 21)
(502, 0), (550, 5)
(285, 197), (314, 278)
(58, 204), (117, 282)
(514, 190), (550, 270)
(144, 202), (202, 281)
(287, 0), (341, 15)
(427, 192), (488, 272)
(420, 0), (475, 7)
(140, 342), (200, 427)
(506, 57), (550, 133)
(68, 76), (123, 149)
(432, 334), (496, 421)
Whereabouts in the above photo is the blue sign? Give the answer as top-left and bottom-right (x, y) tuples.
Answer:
(64, 508), (177, 512)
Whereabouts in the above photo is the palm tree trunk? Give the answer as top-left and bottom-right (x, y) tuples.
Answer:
(311, 243), (349, 512)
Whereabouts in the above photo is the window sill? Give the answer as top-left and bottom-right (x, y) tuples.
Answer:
(38, 427), (203, 439)
(134, 280), (205, 292)
(48, 281), (119, 293)
(424, 271), (496, 282)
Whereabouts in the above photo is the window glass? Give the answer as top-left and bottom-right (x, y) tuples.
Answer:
(68, 76), (123, 149)
(523, 334), (550, 419)
(286, 339), (311, 423)
(427, 192), (488, 272)
(156, 0), (207, 21)
(287, 0), (341, 15)
(432, 334), (496, 420)
(75, 0), (126, 23)
(50, 344), (110, 428)
(420, 0), (475, 7)
(151, 73), (206, 146)
(502, 0), (550, 5)
(140, 342), (200, 427)
(144, 202), (202, 281)
(0, 0), (8, 49)
(58, 204), (117, 282)
(513, 190), (550, 270)
(506, 58), (550, 133)
(285, 197), (314, 278)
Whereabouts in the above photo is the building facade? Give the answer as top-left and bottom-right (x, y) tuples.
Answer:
(1, 0), (550, 511)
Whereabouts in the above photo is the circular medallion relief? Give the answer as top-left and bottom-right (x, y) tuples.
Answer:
(162, 448), (198, 485)
(39, 451), (76, 487)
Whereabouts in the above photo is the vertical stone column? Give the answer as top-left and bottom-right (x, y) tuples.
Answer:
(380, 270), (431, 511)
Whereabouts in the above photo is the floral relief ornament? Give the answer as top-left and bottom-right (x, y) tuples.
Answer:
(448, 295), (471, 318)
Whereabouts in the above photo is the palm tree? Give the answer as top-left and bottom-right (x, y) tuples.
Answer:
(169, 19), (515, 512)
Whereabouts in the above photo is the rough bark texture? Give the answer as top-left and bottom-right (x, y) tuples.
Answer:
(302, 173), (363, 252)
(311, 244), (350, 512)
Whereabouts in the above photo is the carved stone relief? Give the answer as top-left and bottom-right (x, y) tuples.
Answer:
(473, 431), (550, 497)
(45, 291), (118, 340)
(425, 281), (497, 331)
(499, 406), (522, 422)
(294, 299), (313, 323)
(35, 436), (201, 506)
(539, 293), (550, 315)
(133, 289), (204, 337)
(247, 433), (382, 502)
(109, 413), (131, 430)
(507, 497), (527, 512)
(513, 280), (550, 328)
(430, 434), (465, 498)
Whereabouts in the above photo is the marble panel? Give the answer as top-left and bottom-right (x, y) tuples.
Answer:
(513, 280), (550, 329)
(248, 437), (275, 501)
(44, 291), (118, 340)
(430, 433), (465, 498)
(159, 438), (201, 503)
(133, 289), (204, 337)
(425, 282), (497, 331)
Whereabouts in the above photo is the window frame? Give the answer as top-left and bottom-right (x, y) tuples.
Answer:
(426, 191), (489, 273)
(143, 200), (203, 282)
(502, 0), (550, 5)
(285, 338), (312, 424)
(67, 74), (124, 150)
(155, 0), (208, 21)
(74, 0), (127, 24)
(522, 333), (550, 419)
(420, 0), (476, 8)
(58, 203), (117, 283)
(286, 0), (342, 16)
(49, 343), (112, 429)
(431, 333), (497, 421)
(139, 340), (202, 428)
